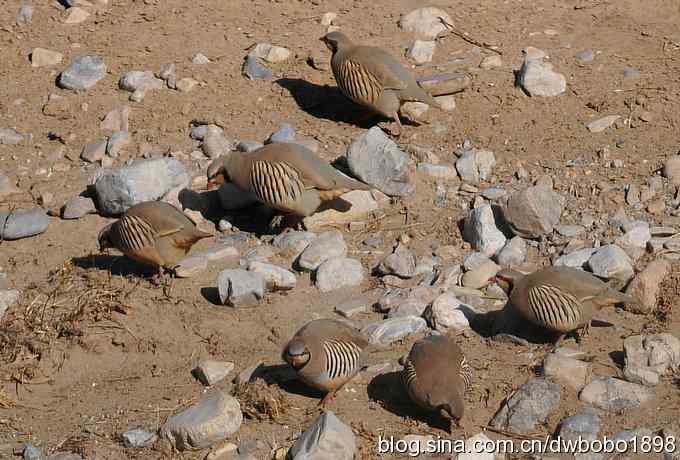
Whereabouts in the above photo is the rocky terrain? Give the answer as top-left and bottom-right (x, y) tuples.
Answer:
(1, 0), (680, 459)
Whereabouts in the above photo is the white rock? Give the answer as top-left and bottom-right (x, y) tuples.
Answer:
(554, 248), (597, 269)
(174, 255), (209, 278)
(463, 205), (506, 257)
(0, 290), (20, 321)
(315, 257), (364, 292)
(362, 316), (428, 346)
(399, 7), (453, 40)
(298, 230), (347, 271)
(417, 162), (458, 180)
(407, 40), (436, 65)
(424, 293), (475, 332)
(479, 55), (502, 69)
(518, 59), (566, 97)
(288, 411), (355, 460)
(217, 269), (265, 307)
(587, 245), (634, 282)
(586, 115), (621, 133)
(31, 48), (63, 67)
(495, 236), (527, 267)
(250, 43), (291, 63)
(193, 360), (235, 386)
(455, 147), (496, 184)
(579, 377), (653, 411)
(248, 261), (297, 291)
(543, 353), (592, 391)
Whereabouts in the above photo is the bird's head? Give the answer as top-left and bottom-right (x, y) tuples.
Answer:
(439, 393), (465, 430)
(282, 338), (310, 370)
(97, 224), (114, 252)
(320, 31), (351, 53)
(206, 156), (230, 190)
(492, 268), (524, 293)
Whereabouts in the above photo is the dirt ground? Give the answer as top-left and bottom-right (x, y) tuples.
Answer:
(1, 0), (680, 459)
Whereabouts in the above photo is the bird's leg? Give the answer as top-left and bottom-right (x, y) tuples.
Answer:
(389, 113), (403, 137)
(576, 322), (591, 344)
(551, 333), (566, 348)
(150, 266), (165, 287)
(318, 391), (335, 408)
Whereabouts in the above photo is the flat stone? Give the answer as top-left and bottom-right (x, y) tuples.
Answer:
(273, 231), (317, 262)
(100, 105), (130, 132)
(346, 127), (414, 197)
(242, 56), (272, 81)
(121, 429), (158, 448)
(248, 262), (296, 290)
(94, 157), (190, 215)
(191, 124), (223, 141)
(250, 43), (291, 63)
(265, 123), (296, 144)
(587, 245), (634, 282)
(481, 187), (507, 200)
(586, 115), (621, 133)
(174, 255), (209, 278)
(503, 184), (562, 238)
(202, 132), (232, 159)
(335, 298), (368, 318)
(579, 377), (653, 411)
(495, 236), (527, 267)
(423, 293), (475, 332)
(362, 316), (428, 346)
(387, 299), (428, 318)
(417, 162), (458, 180)
(463, 204), (506, 257)
(31, 48), (63, 67)
(236, 140), (263, 153)
(480, 55), (503, 69)
(0, 290), (20, 321)
(543, 353), (592, 391)
(379, 244), (416, 278)
(416, 72), (471, 96)
(490, 378), (561, 434)
(302, 190), (378, 231)
(315, 257), (364, 292)
(624, 259), (670, 314)
(398, 7), (453, 40)
(554, 248), (597, 269)
(106, 131), (130, 158)
(217, 182), (258, 211)
(217, 269), (265, 307)
(0, 208), (49, 240)
(160, 391), (242, 450)
(298, 230), (347, 271)
(64, 7), (90, 24)
(518, 59), (566, 97)
(80, 139), (107, 163)
(0, 128), (24, 145)
(556, 225), (585, 238)
(455, 147), (496, 184)
(407, 40), (436, 65)
(558, 411), (602, 460)
(523, 46), (547, 60)
(58, 55), (106, 91)
(193, 360), (235, 386)
(435, 94), (456, 112)
(61, 196), (96, 219)
(119, 70), (164, 94)
(288, 411), (355, 460)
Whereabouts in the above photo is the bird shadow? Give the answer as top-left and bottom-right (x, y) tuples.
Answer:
(71, 254), (156, 278)
(367, 371), (451, 432)
(239, 363), (327, 400)
(275, 78), (386, 128)
(200, 287), (221, 305)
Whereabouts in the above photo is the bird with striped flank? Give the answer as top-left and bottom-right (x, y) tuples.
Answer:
(97, 201), (212, 280)
(495, 266), (635, 345)
(402, 334), (471, 432)
(321, 31), (442, 136)
(282, 319), (369, 407)
(206, 143), (371, 227)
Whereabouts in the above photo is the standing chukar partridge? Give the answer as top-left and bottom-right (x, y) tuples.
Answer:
(206, 143), (370, 221)
(97, 201), (211, 277)
(495, 266), (635, 344)
(402, 334), (471, 431)
(282, 319), (369, 406)
(321, 31), (441, 135)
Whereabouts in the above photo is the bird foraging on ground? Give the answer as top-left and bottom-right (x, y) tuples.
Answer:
(401, 334), (471, 432)
(495, 266), (635, 345)
(97, 201), (211, 281)
(206, 143), (370, 228)
(281, 319), (369, 407)
(321, 31), (441, 136)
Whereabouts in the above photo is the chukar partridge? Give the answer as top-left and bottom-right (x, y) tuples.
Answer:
(206, 143), (370, 219)
(97, 201), (211, 275)
(496, 266), (634, 344)
(282, 319), (369, 406)
(402, 334), (471, 430)
(321, 31), (441, 135)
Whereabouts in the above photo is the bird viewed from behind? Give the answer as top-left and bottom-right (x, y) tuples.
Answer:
(495, 266), (635, 345)
(321, 31), (442, 136)
(281, 318), (369, 407)
(97, 201), (212, 280)
(402, 334), (471, 432)
(206, 143), (371, 226)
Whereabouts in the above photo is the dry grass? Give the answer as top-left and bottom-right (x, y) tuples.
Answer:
(234, 380), (293, 423)
(0, 387), (15, 408)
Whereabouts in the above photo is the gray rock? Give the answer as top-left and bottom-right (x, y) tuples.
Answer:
(121, 428), (158, 448)
(248, 262), (296, 290)
(623, 65), (640, 79)
(335, 298), (369, 318)
(241, 245), (276, 265)
(379, 244), (416, 278)
(616, 222), (651, 249)
(175, 255), (209, 278)
(398, 7), (453, 40)
(558, 411), (602, 460)
(22, 444), (42, 460)
(463, 204), (506, 257)
(315, 257), (364, 292)
(94, 157), (190, 215)
(423, 292), (474, 331)
(624, 334), (680, 386)
(387, 299), (428, 318)
(265, 124), (295, 144)
(160, 391), (242, 450)
(587, 245), (634, 282)
(193, 360), (235, 386)
(455, 147), (496, 184)
(0, 128), (24, 145)
(481, 187), (507, 200)
(202, 132), (232, 159)
(46, 454), (82, 460)
(237, 140), (263, 153)
(575, 49), (595, 62)
(417, 162), (457, 180)
(407, 40), (436, 65)
(556, 224), (585, 237)
(242, 56), (272, 81)
(298, 230), (347, 271)
(543, 353), (592, 391)
(362, 316), (428, 346)
(101, 105), (130, 132)
(288, 411), (355, 460)
(624, 259), (670, 314)
(490, 379), (561, 433)
(80, 139), (107, 163)
(0, 290), (20, 322)
(58, 55), (107, 91)
(190, 124), (222, 141)
(554, 248), (597, 269)
(346, 127), (414, 197)
(273, 230), (317, 262)
(518, 59), (566, 97)
(495, 236), (527, 267)
(586, 115), (620, 133)
(217, 182), (258, 211)
(61, 196), (96, 219)
(106, 131), (130, 158)
(17, 3), (33, 25)
(579, 377), (653, 411)
(217, 269), (265, 307)
(0, 208), (49, 240)
(249, 43), (291, 63)
(463, 252), (491, 271)
(613, 428), (655, 455)
(119, 70), (164, 93)
(504, 184), (562, 238)
(192, 53), (210, 64)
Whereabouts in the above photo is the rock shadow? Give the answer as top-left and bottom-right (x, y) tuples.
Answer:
(71, 254), (156, 278)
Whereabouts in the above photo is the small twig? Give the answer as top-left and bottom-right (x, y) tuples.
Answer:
(485, 426), (545, 440)
(438, 17), (502, 55)
(287, 15), (320, 25)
